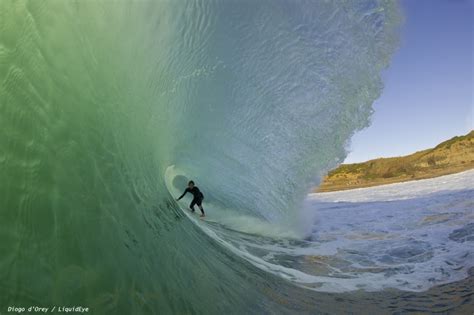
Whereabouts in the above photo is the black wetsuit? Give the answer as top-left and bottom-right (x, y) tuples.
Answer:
(177, 186), (204, 213)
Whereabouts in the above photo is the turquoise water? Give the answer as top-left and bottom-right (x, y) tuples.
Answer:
(4, 1), (472, 314)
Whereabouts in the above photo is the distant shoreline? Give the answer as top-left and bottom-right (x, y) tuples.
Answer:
(317, 166), (473, 192)
(317, 131), (474, 192)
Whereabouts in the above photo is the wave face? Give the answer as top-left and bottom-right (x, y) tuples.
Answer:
(0, 1), (405, 314)
(164, 0), (401, 225)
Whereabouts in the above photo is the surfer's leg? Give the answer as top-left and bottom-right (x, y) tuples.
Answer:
(189, 199), (197, 212)
(197, 198), (205, 216)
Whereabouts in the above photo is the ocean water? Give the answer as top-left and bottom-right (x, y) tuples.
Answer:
(305, 170), (474, 292)
(169, 168), (474, 295)
(2, 1), (473, 314)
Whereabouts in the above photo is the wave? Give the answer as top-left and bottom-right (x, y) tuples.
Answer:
(0, 1), (413, 314)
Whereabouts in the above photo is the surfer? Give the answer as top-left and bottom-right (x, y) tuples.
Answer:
(176, 180), (205, 217)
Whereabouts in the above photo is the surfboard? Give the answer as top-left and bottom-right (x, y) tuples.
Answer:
(186, 208), (216, 222)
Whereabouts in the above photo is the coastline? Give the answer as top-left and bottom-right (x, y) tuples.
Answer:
(317, 165), (474, 192)
(317, 131), (473, 192)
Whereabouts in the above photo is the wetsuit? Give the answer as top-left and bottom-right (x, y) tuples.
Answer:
(177, 186), (204, 212)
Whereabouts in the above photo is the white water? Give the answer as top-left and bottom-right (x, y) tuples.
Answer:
(170, 169), (474, 293)
(300, 170), (474, 291)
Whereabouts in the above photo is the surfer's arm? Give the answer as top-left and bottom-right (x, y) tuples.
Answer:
(176, 189), (189, 200)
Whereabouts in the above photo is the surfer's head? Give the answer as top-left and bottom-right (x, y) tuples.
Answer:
(188, 180), (195, 188)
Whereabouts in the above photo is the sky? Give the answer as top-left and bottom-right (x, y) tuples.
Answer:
(344, 0), (473, 163)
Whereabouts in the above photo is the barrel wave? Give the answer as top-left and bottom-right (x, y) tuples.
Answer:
(3, 1), (450, 314)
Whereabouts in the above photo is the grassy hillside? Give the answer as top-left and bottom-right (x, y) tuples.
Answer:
(318, 130), (474, 192)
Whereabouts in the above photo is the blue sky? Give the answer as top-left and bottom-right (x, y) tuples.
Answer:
(344, 0), (473, 163)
